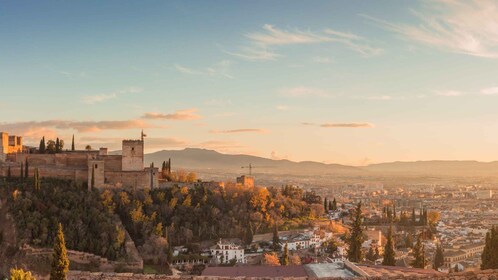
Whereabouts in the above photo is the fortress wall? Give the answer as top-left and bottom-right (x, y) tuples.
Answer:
(105, 171), (151, 189)
(104, 155), (122, 172)
(66, 153), (91, 168)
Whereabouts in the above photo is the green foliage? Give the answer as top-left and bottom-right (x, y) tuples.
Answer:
(382, 224), (396, 266)
(113, 185), (315, 247)
(282, 243), (289, 266)
(50, 223), (69, 280)
(433, 244), (444, 270)
(10, 268), (35, 280)
(3, 178), (126, 260)
(39, 137), (46, 153)
(272, 224), (281, 251)
(366, 247), (376, 262)
(411, 233), (426, 268)
(481, 226), (498, 269)
(347, 202), (364, 263)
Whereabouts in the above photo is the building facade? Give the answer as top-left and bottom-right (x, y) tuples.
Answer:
(210, 240), (246, 264)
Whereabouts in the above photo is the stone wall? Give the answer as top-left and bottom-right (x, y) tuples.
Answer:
(122, 140), (144, 172)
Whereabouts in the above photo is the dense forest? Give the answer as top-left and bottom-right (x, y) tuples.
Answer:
(1, 178), (127, 261)
(105, 184), (323, 253)
(1, 175), (323, 264)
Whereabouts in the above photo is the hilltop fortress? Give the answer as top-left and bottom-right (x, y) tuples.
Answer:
(0, 131), (159, 189)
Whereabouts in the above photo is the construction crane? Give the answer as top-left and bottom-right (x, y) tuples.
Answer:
(241, 163), (273, 176)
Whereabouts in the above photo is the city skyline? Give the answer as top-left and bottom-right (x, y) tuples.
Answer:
(2, 0), (498, 165)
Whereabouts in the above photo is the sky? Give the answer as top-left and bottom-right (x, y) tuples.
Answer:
(1, 0), (498, 165)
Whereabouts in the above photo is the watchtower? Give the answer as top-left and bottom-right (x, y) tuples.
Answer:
(122, 139), (144, 171)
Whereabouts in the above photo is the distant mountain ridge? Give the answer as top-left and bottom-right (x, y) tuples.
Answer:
(139, 148), (498, 177)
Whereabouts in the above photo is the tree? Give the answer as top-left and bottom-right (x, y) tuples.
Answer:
(332, 198), (337, 211)
(382, 224), (396, 266)
(85, 145), (92, 151)
(412, 208), (416, 226)
(324, 197), (328, 212)
(34, 168), (41, 191)
(366, 247), (376, 262)
(71, 135), (75, 151)
(56, 138), (61, 153)
(272, 223), (281, 251)
(20, 163), (24, 182)
(89, 165), (95, 191)
(282, 243), (289, 265)
(243, 223), (253, 246)
(411, 234), (426, 268)
(24, 159), (29, 178)
(347, 202), (364, 263)
(404, 234), (413, 248)
(290, 254), (301, 265)
(481, 226), (498, 269)
(263, 252), (280, 266)
(10, 268), (36, 280)
(433, 244), (444, 270)
(47, 140), (56, 154)
(51, 223), (69, 280)
(39, 137), (46, 153)
(7, 166), (11, 179)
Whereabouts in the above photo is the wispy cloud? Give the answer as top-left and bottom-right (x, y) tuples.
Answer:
(435, 90), (465, 97)
(276, 105), (290, 111)
(227, 24), (381, 61)
(82, 87), (143, 104)
(312, 56), (334, 64)
(142, 109), (201, 121)
(321, 123), (374, 128)
(480, 86), (498, 96)
(174, 60), (233, 79)
(279, 87), (333, 98)
(209, 128), (267, 134)
(0, 119), (155, 140)
(303, 122), (374, 128)
(363, 1), (498, 58)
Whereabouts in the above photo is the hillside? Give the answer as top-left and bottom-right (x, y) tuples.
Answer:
(143, 148), (362, 175)
(139, 148), (498, 177)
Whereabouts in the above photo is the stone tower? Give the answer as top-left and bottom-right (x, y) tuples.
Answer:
(122, 138), (144, 171)
(0, 132), (8, 162)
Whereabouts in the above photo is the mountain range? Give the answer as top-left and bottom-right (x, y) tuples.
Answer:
(141, 148), (498, 177)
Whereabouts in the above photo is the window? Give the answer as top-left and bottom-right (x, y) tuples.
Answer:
(95, 164), (98, 169)
(132, 147), (135, 151)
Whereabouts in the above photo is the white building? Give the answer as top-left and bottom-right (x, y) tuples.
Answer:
(210, 239), (246, 264)
(476, 190), (492, 199)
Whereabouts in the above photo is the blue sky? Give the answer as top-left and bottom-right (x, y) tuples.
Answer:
(1, 0), (498, 165)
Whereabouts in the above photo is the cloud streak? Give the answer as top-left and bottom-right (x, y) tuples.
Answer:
(227, 24), (382, 61)
(142, 109), (201, 121)
(209, 128), (267, 134)
(82, 87), (143, 104)
(363, 1), (498, 58)
(279, 87), (333, 98)
(303, 122), (374, 128)
(174, 60), (233, 79)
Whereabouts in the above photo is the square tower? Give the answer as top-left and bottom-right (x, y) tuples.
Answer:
(122, 139), (144, 171)
(0, 132), (8, 162)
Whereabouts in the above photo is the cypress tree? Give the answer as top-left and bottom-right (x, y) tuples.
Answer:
(50, 223), (69, 280)
(481, 226), (498, 269)
(433, 244), (444, 270)
(347, 202), (364, 262)
(366, 247), (376, 261)
(20, 162), (24, 182)
(39, 137), (46, 153)
(25, 158), (29, 178)
(382, 223), (396, 266)
(411, 234), (426, 268)
(55, 138), (61, 153)
(34, 168), (40, 191)
(332, 198), (337, 210)
(324, 198), (328, 211)
(272, 223), (281, 251)
(412, 208), (416, 225)
(282, 242), (289, 265)
(90, 165), (95, 191)
(328, 201), (332, 211)
(71, 135), (75, 151)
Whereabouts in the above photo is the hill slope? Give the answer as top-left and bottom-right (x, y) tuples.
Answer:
(144, 148), (362, 175)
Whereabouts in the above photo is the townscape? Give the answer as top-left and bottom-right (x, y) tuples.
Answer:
(1, 133), (497, 279)
(2, 1), (498, 279)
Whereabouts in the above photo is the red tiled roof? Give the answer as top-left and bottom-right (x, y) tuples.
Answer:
(359, 264), (444, 277)
(202, 266), (308, 278)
